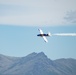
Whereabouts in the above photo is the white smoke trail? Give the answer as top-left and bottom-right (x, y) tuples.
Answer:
(53, 33), (76, 36)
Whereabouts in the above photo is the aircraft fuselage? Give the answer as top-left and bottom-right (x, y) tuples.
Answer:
(37, 34), (49, 37)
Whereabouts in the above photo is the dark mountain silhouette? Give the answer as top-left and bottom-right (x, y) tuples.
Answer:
(0, 52), (76, 75)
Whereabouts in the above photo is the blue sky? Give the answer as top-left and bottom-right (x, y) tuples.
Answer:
(0, 25), (76, 59)
(0, 0), (76, 59)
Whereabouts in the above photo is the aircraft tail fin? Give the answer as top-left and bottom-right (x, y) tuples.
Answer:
(48, 32), (52, 36)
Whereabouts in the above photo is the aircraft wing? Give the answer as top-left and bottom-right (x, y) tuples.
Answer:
(38, 29), (43, 34)
(42, 36), (48, 42)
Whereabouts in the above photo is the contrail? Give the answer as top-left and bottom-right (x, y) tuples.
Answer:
(53, 33), (76, 36)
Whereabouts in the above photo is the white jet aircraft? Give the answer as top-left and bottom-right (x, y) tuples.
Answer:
(37, 29), (51, 42)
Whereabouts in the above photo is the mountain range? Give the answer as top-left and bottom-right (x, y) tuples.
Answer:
(0, 52), (76, 75)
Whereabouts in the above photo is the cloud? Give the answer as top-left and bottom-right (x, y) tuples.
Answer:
(64, 11), (76, 24)
(0, 0), (76, 26)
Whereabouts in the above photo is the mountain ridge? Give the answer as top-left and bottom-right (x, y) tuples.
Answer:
(0, 52), (76, 75)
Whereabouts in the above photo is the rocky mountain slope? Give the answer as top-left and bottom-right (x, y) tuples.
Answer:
(0, 52), (76, 75)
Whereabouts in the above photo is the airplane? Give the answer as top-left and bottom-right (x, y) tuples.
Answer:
(37, 29), (51, 42)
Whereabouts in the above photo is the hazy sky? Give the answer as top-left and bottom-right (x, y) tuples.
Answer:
(0, 0), (76, 26)
(0, 0), (76, 59)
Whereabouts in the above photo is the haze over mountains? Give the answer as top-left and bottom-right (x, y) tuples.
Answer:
(0, 52), (76, 75)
